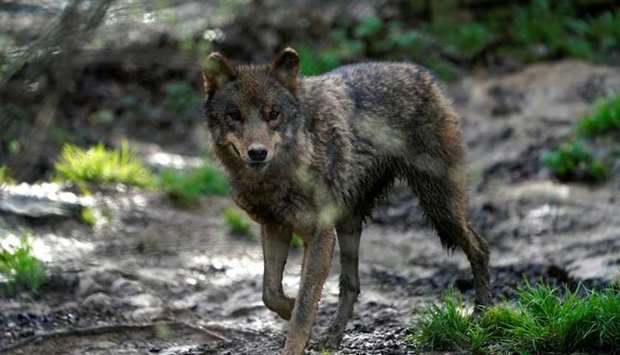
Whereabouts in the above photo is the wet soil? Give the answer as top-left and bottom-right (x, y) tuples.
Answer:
(1, 60), (620, 354)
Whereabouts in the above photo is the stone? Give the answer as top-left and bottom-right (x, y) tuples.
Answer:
(82, 292), (113, 310)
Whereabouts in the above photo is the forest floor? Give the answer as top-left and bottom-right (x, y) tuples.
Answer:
(1, 60), (620, 355)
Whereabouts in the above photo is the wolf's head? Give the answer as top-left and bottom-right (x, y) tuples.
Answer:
(202, 48), (303, 175)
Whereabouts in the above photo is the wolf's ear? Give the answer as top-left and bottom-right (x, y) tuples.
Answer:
(271, 47), (300, 95)
(202, 52), (236, 96)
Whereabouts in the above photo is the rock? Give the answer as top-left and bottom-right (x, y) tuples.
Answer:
(129, 307), (164, 322)
(0, 182), (93, 218)
(82, 292), (113, 310)
(110, 278), (144, 297)
(46, 271), (80, 292)
(76, 276), (104, 298)
(126, 293), (163, 308)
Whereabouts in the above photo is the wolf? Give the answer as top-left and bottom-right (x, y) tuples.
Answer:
(202, 47), (491, 355)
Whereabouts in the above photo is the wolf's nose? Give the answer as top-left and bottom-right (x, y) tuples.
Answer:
(248, 145), (268, 162)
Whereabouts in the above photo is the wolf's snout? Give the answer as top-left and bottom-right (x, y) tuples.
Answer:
(248, 144), (268, 162)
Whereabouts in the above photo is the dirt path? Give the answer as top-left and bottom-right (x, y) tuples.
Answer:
(1, 60), (619, 354)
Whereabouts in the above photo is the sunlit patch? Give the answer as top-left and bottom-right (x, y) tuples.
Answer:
(318, 203), (342, 227)
(145, 151), (203, 170)
(0, 232), (94, 263)
(203, 29), (224, 41)
(525, 204), (564, 235)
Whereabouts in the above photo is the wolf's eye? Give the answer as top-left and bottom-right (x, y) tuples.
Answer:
(268, 109), (281, 122)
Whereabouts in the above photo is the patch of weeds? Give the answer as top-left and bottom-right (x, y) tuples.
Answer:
(576, 95), (620, 137)
(0, 233), (47, 296)
(291, 233), (303, 248)
(80, 207), (97, 227)
(158, 162), (230, 206)
(544, 94), (620, 182)
(222, 207), (252, 237)
(0, 165), (15, 185)
(162, 81), (203, 123)
(542, 141), (608, 182)
(54, 142), (155, 188)
(409, 283), (620, 353)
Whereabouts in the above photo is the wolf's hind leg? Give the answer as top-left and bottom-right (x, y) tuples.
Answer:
(319, 214), (363, 349)
(408, 169), (491, 307)
(261, 224), (296, 320)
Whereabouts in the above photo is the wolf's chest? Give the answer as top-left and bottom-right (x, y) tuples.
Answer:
(232, 184), (315, 229)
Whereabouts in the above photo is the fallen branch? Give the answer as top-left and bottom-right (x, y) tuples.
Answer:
(0, 321), (230, 353)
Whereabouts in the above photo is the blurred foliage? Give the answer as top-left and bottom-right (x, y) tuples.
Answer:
(543, 141), (608, 182)
(80, 207), (98, 227)
(0, 233), (47, 296)
(222, 207), (252, 236)
(54, 142), (155, 188)
(162, 81), (203, 123)
(409, 283), (620, 353)
(299, 1), (620, 80)
(158, 162), (230, 206)
(291, 233), (303, 248)
(577, 94), (620, 136)
(0, 166), (15, 185)
(543, 93), (620, 182)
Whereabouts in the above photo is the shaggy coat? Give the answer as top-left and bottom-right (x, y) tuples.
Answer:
(202, 48), (490, 355)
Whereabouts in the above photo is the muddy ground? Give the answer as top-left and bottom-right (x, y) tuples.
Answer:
(1, 60), (620, 355)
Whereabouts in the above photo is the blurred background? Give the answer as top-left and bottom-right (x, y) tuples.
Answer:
(0, 1), (619, 354)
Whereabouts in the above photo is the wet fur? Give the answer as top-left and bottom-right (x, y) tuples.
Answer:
(203, 51), (491, 354)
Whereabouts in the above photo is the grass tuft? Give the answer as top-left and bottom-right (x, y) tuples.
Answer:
(542, 141), (608, 182)
(0, 165), (15, 185)
(222, 207), (252, 237)
(543, 93), (620, 182)
(291, 233), (304, 248)
(0, 233), (47, 296)
(158, 162), (230, 206)
(409, 283), (620, 353)
(577, 95), (620, 137)
(54, 142), (154, 187)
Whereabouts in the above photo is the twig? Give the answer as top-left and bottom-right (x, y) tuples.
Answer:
(0, 321), (230, 354)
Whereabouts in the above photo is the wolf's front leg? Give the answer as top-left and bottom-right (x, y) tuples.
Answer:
(284, 229), (335, 355)
(262, 224), (295, 320)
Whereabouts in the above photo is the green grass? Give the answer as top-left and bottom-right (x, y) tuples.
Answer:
(0, 165), (15, 185)
(222, 207), (252, 236)
(409, 283), (620, 354)
(158, 162), (230, 206)
(542, 141), (608, 182)
(291, 233), (303, 248)
(54, 142), (154, 187)
(543, 94), (620, 182)
(577, 94), (620, 137)
(0, 233), (47, 296)
(80, 207), (97, 227)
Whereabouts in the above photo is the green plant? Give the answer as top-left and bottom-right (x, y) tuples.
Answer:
(222, 207), (252, 236)
(158, 162), (230, 206)
(0, 233), (47, 295)
(409, 283), (620, 353)
(0, 165), (15, 185)
(291, 233), (303, 248)
(54, 142), (155, 187)
(80, 207), (97, 227)
(577, 95), (620, 137)
(542, 141), (608, 182)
